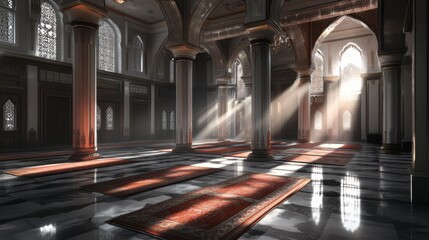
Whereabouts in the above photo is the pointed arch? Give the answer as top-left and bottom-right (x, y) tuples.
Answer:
(155, 0), (182, 42)
(0, 0), (15, 44)
(188, 0), (225, 45)
(312, 16), (376, 60)
(132, 36), (144, 73)
(3, 99), (15, 131)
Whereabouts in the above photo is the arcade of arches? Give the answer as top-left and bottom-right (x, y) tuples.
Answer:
(0, 0), (429, 239)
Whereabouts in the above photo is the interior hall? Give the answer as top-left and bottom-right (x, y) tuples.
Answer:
(0, 0), (428, 239)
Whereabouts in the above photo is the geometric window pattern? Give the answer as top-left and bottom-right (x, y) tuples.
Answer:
(343, 111), (351, 130)
(98, 21), (116, 72)
(97, 105), (101, 130)
(132, 36), (144, 72)
(161, 110), (167, 130)
(37, 2), (57, 60)
(314, 111), (322, 130)
(169, 110), (175, 130)
(0, 0), (15, 44)
(340, 44), (362, 94)
(3, 99), (15, 131)
(311, 50), (324, 94)
(106, 105), (114, 130)
(235, 60), (245, 100)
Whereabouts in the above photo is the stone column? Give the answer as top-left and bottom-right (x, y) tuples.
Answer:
(296, 69), (312, 143)
(245, 24), (277, 161)
(380, 54), (404, 154)
(169, 44), (200, 152)
(64, 4), (104, 161)
(411, 0), (429, 205)
(217, 85), (228, 141)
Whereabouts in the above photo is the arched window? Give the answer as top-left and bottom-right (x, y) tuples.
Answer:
(169, 58), (174, 83)
(96, 105), (101, 130)
(343, 111), (351, 130)
(170, 111), (175, 130)
(3, 99), (15, 131)
(106, 105), (114, 130)
(98, 21), (116, 72)
(0, 0), (15, 44)
(37, 2), (57, 60)
(340, 44), (362, 94)
(314, 111), (322, 130)
(161, 110), (167, 130)
(235, 60), (245, 100)
(311, 50), (324, 94)
(132, 36), (144, 72)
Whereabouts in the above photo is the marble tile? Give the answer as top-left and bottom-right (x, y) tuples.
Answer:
(0, 142), (428, 240)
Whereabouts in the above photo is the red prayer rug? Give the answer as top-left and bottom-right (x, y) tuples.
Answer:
(5, 158), (131, 177)
(281, 155), (352, 166)
(108, 173), (310, 240)
(81, 165), (223, 197)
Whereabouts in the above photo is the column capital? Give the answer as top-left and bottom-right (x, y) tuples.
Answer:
(62, 2), (106, 27)
(167, 43), (203, 60)
(245, 20), (282, 44)
(294, 67), (313, 81)
(378, 50), (406, 68)
(216, 75), (231, 85)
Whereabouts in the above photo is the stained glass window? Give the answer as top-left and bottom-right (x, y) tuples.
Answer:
(340, 44), (362, 94)
(343, 111), (351, 130)
(314, 111), (322, 130)
(161, 110), (167, 130)
(96, 105), (101, 130)
(37, 2), (57, 60)
(170, 111), (175, 130)
(106, 105), (114, 130)
(3, 99), (15, 131)
(98, 21), (116, 72)
(0, 0), (14, 44)
(132, 36), (144, 72)
(311, 50), (324, 94)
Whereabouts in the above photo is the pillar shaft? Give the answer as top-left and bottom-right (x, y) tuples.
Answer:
(174, 58), (193, 151)
(297, 73), (311, 142)
(380, 55), (403, 153)
(248, 39), (272, 160)
(168, 44), (200, 152)
(70, 23), (99, 160)
(411, 0), (429, 205)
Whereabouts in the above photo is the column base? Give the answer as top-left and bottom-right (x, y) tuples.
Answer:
(298, 138), (310, 143)
(246, 149), (273, 162)
(69, 148), (100, 161)
(172, 144), (194, 153)
(411, 170), (429, 205)
(380, 143), (401, 154)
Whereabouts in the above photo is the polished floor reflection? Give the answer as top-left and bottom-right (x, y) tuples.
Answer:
(0, 142), (429, 240)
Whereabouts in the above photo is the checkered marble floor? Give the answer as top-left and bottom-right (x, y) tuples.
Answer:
(1, 142), (428, 240)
